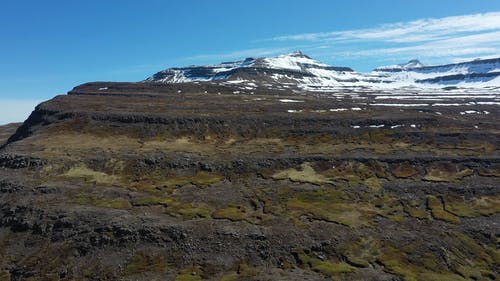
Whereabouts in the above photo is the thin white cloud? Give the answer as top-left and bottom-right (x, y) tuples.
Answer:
(179, 12), (500, 71)
(262, 12), (500, 67)
(271, 12), (500, 43)
(335, 31), (500, 58)
(336, 46), (498, 60)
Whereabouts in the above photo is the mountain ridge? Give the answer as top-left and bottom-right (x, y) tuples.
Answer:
(145, 51), (500, 90)
(374, 59), (426, 71)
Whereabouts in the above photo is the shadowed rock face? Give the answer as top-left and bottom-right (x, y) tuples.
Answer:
(0, 81), (499, 281)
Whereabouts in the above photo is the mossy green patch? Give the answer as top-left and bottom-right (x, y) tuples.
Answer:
(372, 194), (404, 218)
(366, 160), (388, 178)
(287, 189), (382, 227)
(363, 176), (382, 191)
(339, 238), (379, 268)
(294, 249), (355, 277)
(414, 272), (467, 281)
(175, 273), (202, 281)
(124, 252), (167, 275)
(320, 162), (385, 190)
(456, 141), (496, 153)
(219, 263), (257, 281)
(163, 199), (213, 219)
(391, 162), (419, 178)
(389, 214), (406, 223)
(220, 273), (238, 281)
(175, 205), (212, 219)
(127, 185), (213, 219)
(452, 233), (493, 264)
(175, 267), (203, 281)
(312, 261), (354, 276)
(378, 245), (440, 281)
(272, 162), (332, 185)
(456, 266), (485, 280)
(478, 167), (500, 177)
(131, 194), (174, 206)
(423, 166), (473, 182)
(63, 164), (120, 185)
(40, 162), (65, 181)
(122, 167), (224, 191)
(426, 195), (459, 223)
(74, 194), (131, 209)
(445, 196), (500, 217)
(237, 263), (257, 278)
(212, 205), (248, 221)
(323, 162), (373, 180)
(403, 201), (428, 219)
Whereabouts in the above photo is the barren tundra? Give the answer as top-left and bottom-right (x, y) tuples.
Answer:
(0, 53), (499, 281)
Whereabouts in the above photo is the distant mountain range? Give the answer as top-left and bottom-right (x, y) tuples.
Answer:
(145, 51), (500, 91)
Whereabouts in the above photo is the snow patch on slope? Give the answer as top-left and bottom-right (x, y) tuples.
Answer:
(146, 52), (500, 90)
(262, 51), (328, 71)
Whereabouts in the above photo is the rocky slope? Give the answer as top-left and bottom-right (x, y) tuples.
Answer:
(0, 62), (499, 280)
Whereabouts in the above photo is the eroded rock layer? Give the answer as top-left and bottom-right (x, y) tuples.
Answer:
(0, 82), (499, 281)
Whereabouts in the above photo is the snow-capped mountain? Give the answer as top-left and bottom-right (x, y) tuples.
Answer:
(145, 51), (500, 91)
(146, 51), (353, 84)
(374, 57), (500, 88)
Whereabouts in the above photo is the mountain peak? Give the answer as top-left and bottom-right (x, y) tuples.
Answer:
(146, 51), (339, 83)
(146, 52), (500, 89)
(403, 59), (424, 69)
(287, 50), (311, 59)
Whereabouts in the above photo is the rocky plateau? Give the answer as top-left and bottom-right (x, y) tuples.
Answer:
(0, 52), (499, 281)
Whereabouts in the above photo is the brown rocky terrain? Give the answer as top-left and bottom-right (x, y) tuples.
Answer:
(0, 81), (498, 281)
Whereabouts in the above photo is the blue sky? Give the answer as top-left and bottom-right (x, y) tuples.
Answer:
(1, 0), (500, 124)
